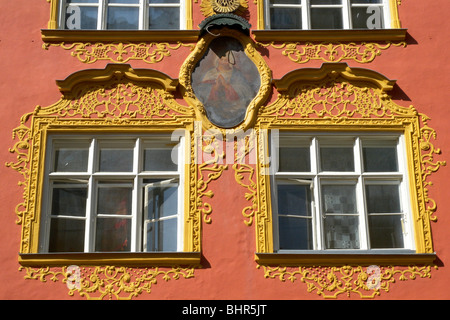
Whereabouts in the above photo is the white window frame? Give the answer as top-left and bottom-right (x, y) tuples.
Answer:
(39, 133), (185, 253)
(270, 132), (415, 253)
(265, 0), (392, 30)
(60, 0), (186, 30)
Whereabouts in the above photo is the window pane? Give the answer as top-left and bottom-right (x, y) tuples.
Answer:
(95, 217), (131, 251)
(352, 6), (384, 29)
(149, 8), (179, 29)
(147, 185), (178, 219)
(97, 186), (132, 215)
(67, 0), (98, 3)
(311, 8), (343, 29)
(322, 185), (357, 213)
(99, 148), (133, 172)
(49, 218), (85, 252)
(108, 0), (139, 3)
(277, 184), (311, 217)
(270, 8), (302, 29)
(270, 0), (301, 3)
(51, 186), (87, 217)
(311, 0), (341, 4)
(150, 0), (180, 3)
(351, 0), (382, 3)
(279, 147), (310, 172)
(320, 147), (354, 171)
(279, 216), (313, 250)
(65, 6), (98, 29)
(146, 217), (178, 251)
(54, 147), (89, 172)
(324, 216), (360, 249)
(107, 7), (139, 29)
(369, 215), (404, 248)
(144, 148), (178, 171)
(363, 146), (398, 172)
(366, 184), (401, 213)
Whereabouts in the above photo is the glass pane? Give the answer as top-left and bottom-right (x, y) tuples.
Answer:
(99, 148), (133, 172)
(311, 0), (341, 4)
(270, 0), (301, 4)
(150, 0), (180, 3)
(108, 0), (139, 3)
(320, 147), (354, 171)
(352, 6), (384, 29)
(311, 8), (343, 29)
(351, 0), (382, 3)
(363, 146), (397, 172)
(107, 7), (139, 29)
(322, 184), (357, 213)
(51, 186), (87, 217)
(54, 147), (89, 172)
(144, 148), (178, 171)
(366, 184), (401, 213)
(147, 185), (178, 219)
(67, 0), (98, 3)
(146, 217), (178, 252)
(369, 215), (404, 248)
(95, 217), (131, 251)
(277, 184), (311, 217)
(279, 216), (313, 250)
(49, 218), (85, 252)
(270, 8), (302, 29)
(65, 6), (98, 30)
(149, 8), (179, 29)
(324, 216), (360, 249)
(279, 147), (310, 172)
(97, 186), (132, 215)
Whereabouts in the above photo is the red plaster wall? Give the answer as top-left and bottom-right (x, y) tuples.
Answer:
(0, 0), (449, 300)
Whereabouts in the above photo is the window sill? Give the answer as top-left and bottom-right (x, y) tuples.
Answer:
(251, 29), (407, 42)
(19, 252), (202, 267)
(255, 251), (436, 266)
(41, 29), (200, 43)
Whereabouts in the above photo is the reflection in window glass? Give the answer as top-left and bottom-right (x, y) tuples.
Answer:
(107, 7), (139, 29)
(149, 7), (180, 29)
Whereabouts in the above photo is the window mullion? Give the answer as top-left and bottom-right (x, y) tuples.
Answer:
(342, 0), (351, 29)
(303, 0), (310, 30)
(85, 138), (96, 253)
(99, 0), (107, 30)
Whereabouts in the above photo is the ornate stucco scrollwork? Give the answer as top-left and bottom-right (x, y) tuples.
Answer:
(43, 42), (195, 64)
(258, 41), (407, 64)
(242, 63), (445, 298)
(6, 64), (233, 299)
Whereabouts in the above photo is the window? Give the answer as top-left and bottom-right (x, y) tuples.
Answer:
(271, 132), (414, 252)
(266, 0), (392, 30)
(61, 0), (184, 30)
(39, 134), (184, 253)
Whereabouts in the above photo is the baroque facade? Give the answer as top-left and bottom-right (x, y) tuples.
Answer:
(0, 0), (449, 300)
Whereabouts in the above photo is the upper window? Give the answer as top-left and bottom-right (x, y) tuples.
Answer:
(266, 0), (392, 30)
(61, 0), (184, 30)
(271, 132), (414, 252)
(39, 134), (184, 253)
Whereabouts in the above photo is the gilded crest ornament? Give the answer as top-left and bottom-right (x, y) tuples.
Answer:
(200, 0), (248, 18)
(212, 0), (241, 13)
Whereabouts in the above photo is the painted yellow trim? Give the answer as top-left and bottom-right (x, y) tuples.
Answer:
(389, 0), (402, 28)
(252, 63), (445, 259)
(41, 29), (200, 43)
(252, 29), (407, 42)
(255, 253), (437, 267)
(47, 0), (59, 29)
(19, 252), (202, 267)
(8, 64), (205, 260)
